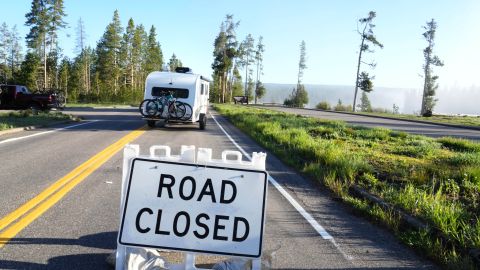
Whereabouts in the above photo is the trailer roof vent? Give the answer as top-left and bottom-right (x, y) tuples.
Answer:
(175, 67), (192, 73)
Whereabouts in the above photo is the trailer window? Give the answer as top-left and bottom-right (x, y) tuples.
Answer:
(201, 84), (205, 95)
(151, 87), (189, 98)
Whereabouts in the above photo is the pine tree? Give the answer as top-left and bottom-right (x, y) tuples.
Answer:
(75, 17), (90, 94)
(18, 52), (41, 89)
(144, 25), (163, 75)
(96, 10), (123, 99)
(121, 18), (135, 88)
(58, 56), (70, 100)
(25, 0), (67, 90)
(25, 0), (48, 89)
(353, 11), (383, 112)
(284, 40), (308, 107)
(8, 25), (23, 82)
(238, 34), (255, 97)
(358, 91), (372, 112)
(211, 14), (239, 103)
(421, 19), (443, 117)
(168, 53), (182, 71)
(0, 23), (9, 83)
(254, 36), (265, 104)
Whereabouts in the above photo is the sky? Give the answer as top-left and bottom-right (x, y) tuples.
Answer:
(2, 0), (480, 91)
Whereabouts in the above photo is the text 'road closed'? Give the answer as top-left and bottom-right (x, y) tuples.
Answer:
(119, 159), (267, 257)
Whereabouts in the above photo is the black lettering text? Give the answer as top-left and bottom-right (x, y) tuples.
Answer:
(232, 217), (250, 242)
(198, 179), (216, 203)
(220, 180), (237, 204)
(193, 213), (210, 239)
(154, 209), (170, 235)
(158, 174), (175, 198)
(213, 215), (229, 241)
(135, 208), (153, 233)
(173, 211), (190, 237)
(179, 176), (196, 200)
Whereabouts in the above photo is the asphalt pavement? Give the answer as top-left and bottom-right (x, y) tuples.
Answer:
(0, 107), (437, 269)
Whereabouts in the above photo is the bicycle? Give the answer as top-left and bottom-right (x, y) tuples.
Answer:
(139, 92), (188, 120)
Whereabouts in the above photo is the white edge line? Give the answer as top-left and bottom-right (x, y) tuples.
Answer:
(0, 120), (100, 145)
(210, 112), (354, 260)
(210, 113), (333, 239)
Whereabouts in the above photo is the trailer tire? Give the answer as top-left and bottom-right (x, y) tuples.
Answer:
(199, 113), (206, 130)
(147, 120), (156, 128)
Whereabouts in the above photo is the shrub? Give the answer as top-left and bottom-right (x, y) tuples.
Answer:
(315, 101), (331, 110)
(438, 137), (480, 153)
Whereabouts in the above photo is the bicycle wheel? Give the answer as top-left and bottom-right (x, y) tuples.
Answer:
(139, 99), (151, 116)
(179, 103), (193, 121)
(146, 100), (162, 117)
(169, 101), (186, 119)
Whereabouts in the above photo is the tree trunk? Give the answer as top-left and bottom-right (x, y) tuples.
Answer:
(244, 56), (249, 97)
(255, 60), (260, 104)
(43, 36), (47, 90)
(353, 39), (365, 112)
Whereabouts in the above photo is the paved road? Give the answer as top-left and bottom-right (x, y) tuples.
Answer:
(261, 106), (480, 141)
(0, 107), (436, 269)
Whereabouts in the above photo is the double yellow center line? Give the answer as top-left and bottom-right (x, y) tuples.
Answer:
(0, 126), (146, 248)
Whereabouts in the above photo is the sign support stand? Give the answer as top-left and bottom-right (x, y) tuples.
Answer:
(116, 144), (266, 270)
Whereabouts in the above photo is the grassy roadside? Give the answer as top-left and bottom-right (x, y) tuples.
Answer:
(0, 110), (75, 131)
(214, 104), (480, 269)
(258, 104), (480, 128)
(357, 112), (480, 128)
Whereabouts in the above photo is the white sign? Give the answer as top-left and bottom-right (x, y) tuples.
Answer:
(118, 158), (268, 258)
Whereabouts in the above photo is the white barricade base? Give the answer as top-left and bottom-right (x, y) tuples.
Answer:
(116, 144), (267, 270)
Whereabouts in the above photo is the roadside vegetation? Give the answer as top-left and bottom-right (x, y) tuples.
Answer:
(215, 104), (480, 269)
(359, 112), (480, 128)
(0, 110), (74, 131)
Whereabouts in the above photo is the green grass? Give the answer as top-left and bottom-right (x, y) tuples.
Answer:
(357, 111), (480, 128)
(215, 104), (480, 269)
(0, 110), (74, 131)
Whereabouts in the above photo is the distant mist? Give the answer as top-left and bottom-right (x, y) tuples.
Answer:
(259, 83), (480, 115)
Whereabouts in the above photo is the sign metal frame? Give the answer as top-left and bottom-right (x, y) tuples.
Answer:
(118, 157), (268, 258)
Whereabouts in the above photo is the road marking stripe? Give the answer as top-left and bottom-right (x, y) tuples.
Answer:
(209, 113), (333, 239)
(0, 121), (99, 145)
(0, 125), (124, 231)
(210, 112), (354, 260)
(0, 127), (146, 248)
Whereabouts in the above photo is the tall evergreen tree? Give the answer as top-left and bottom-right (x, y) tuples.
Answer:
(254, 36), (265, 104)
(0, 23), (9, 83)
(25, 0), (48, 89)
(8, 25), (23, 82)
(25, 0), (67, 90)
(75, 17), (90, 94)
(420, 19), (443, 116)
(121, 18), (135, 88)
(358, 91), (372, 112)
(144, 25), (163, 75)
(168, 53), (182, 71)
(238, 34), (255, 97)
(58, 56), (70, 99)
(285, 40), (309, 108)
(353, 11), (383, 112)
(18, 52), (41, 89)
(96, 10), (123, 98)
(211, 14), (239, 103)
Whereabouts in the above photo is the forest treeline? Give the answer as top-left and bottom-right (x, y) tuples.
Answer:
(0, 0), (182, 103)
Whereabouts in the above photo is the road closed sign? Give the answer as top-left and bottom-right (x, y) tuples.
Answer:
(118, 158), (268, 258)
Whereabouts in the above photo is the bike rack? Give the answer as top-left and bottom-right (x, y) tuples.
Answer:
(116, 144), (266, 270)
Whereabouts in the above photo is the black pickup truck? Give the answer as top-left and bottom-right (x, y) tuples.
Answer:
(0, 85), (61, 111)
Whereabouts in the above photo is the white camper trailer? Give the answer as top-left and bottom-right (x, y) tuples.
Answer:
(141, 67), (210, 129)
